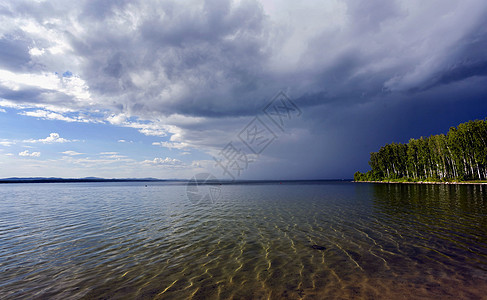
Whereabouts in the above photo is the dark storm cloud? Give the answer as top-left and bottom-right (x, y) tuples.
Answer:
(61, 0), (272, 117)
(3, 0), (487, 117)
(438, 61), (487, 85)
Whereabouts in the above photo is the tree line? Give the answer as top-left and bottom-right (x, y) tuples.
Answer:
(354, 119), (487, 182)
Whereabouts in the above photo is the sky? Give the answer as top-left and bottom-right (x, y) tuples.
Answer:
(0, 0), (486, 180)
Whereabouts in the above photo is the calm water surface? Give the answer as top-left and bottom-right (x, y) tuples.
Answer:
(1, 182), (487, 299)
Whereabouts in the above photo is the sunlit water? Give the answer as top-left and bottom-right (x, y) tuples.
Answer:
(1, 181), (487, 299)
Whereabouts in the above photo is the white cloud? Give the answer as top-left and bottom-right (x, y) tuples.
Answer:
(152, 141), (189, 150)
(19, 110), (87, 123)
(107, 113), (127, 125)
(0, 108), (6, 113)
(19, 150), (41, 157)
(143, 157), (183, 166)
(24, 133), (73, 144)
(60, 155), (136, 169)
(0, 69), (91, 103)
(108, 155), (126, 159)
(138, 127), (167, 137)
(104, 116), (168, 137)
(0, 100), (29, 110)
(29, 47), (45, 56)
(123, 121), (168, 137)
(0, 69), (58, 91)
(0, 140), (14, 147)
(98, 152), (128, 159)
(2, 133), (78, 147)
(0, 100), (75, 114)
(61, 150), (84, 156)
(101, 153), (127, 159)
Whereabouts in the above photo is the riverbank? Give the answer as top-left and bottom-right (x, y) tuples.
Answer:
(354, 180), (487, 185)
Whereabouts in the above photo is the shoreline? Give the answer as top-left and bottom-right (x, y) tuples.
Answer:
(354, 180), (487, 185)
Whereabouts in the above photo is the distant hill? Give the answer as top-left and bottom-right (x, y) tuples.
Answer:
(0, 177), (169, 184)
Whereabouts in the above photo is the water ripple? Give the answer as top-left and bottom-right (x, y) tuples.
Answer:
(0, 182), (487, 299)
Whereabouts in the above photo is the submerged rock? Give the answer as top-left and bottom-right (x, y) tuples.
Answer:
(310, 245), (326, 251)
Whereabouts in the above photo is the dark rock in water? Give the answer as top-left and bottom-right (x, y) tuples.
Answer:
(311, 245), (326, 251)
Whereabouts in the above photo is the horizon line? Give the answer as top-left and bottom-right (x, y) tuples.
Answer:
(0, 177), (353, 183)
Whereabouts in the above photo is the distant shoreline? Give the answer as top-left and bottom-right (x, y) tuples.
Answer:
(0, 178), (171, 184)
(0, 178), (351, 184)
(354, 180), (487, 185)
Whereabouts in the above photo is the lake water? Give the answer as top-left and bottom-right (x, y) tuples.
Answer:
(1, 181), (487, 299)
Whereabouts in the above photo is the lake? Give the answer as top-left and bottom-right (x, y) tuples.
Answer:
(1, 181), (486, 299)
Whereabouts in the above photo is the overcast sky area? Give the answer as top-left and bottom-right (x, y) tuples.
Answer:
(0, 0), (486, 180)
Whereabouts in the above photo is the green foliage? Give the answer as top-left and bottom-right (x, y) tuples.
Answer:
(355, 119), (487, 182)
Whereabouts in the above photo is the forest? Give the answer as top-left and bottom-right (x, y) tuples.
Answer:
(354, 119), (487, 182)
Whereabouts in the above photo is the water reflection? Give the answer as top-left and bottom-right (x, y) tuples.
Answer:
(372, 184), (487, 248)
(372, 183), (487, 216)
(369, 183), (487, 295)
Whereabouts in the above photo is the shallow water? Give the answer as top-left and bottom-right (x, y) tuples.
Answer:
(1, 181), (486, 299)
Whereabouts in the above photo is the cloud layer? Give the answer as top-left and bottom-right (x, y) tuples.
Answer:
(1, 0), (486, 179)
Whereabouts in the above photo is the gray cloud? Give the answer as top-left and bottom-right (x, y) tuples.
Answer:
(0, 86), (47, 102)
(1, 0), (487, 178)
(0, 36), (32, 71)
(3, 0), (486, 113)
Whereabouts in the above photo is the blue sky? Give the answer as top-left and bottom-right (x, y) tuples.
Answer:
(0, 0), (487, 180)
